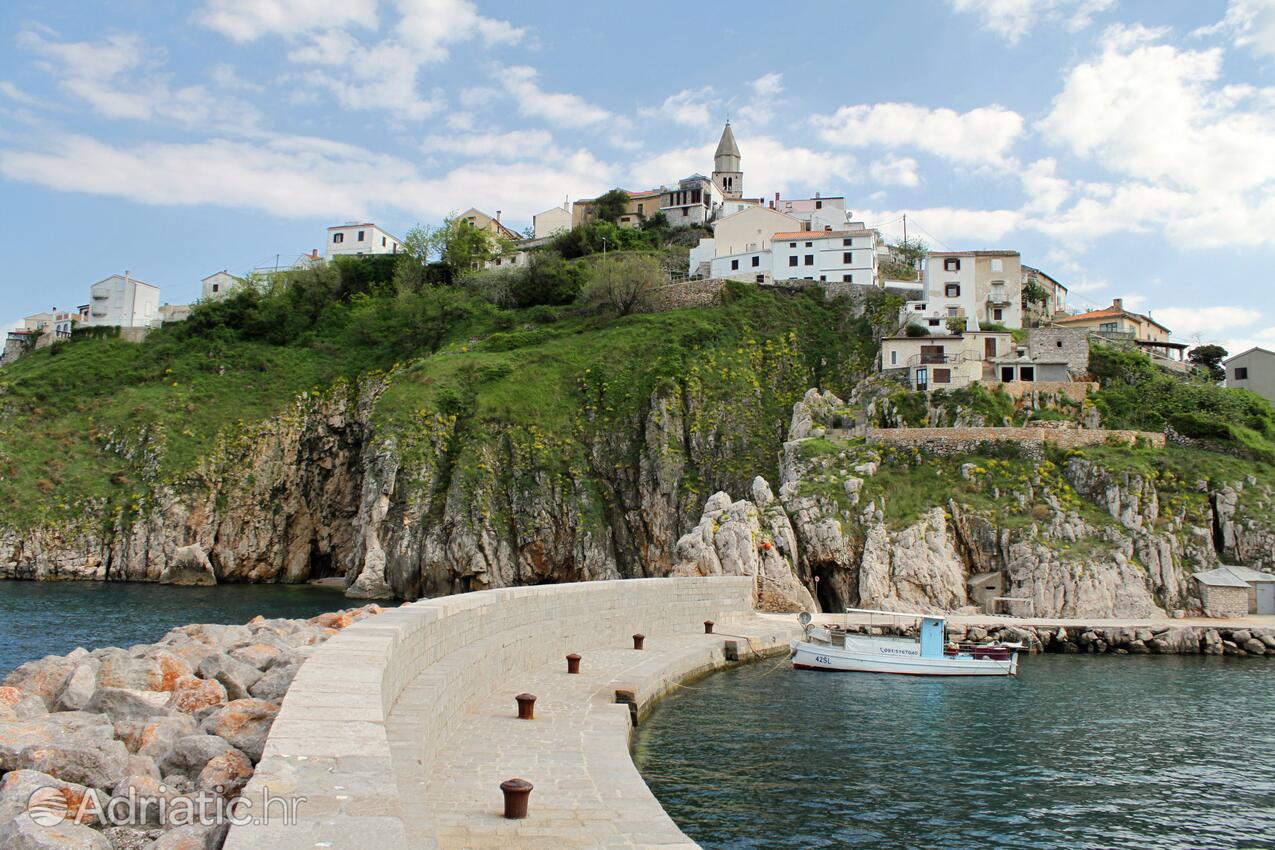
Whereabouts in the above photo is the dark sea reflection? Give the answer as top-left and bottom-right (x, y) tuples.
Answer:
(633, 654), (1275, 850)
(0, 579), (354, 675)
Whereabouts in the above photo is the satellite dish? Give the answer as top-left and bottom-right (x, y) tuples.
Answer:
(798, 612), (813, 626)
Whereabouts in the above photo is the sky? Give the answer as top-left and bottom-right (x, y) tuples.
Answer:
(1, 0), (1274, 353)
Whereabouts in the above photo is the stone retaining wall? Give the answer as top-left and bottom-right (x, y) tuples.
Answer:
(867, 426), (1164, 458)
(223, 577), (757, 850)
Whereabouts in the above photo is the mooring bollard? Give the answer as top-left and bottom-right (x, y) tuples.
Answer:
(500, 778), (533, 819)
(632, 633), (645, 650)
(566, 653), (581, 674)
(515, 692), (536, 720)
(704, 620), (715, 634)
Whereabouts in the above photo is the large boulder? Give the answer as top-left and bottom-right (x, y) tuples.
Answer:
(53, 665), (97, 712)
(227, 644), (283, 672)
(113, 716), (198, 760)
(194, 655), (261, 702)
(109, 775), (176, 826)
(158, 545), (217, 587)
(14, 737), (131, 791)
(165, 678), (227, 716)
(0, 769), (102, 830)
(0, 814), (111, 849)
(2, 658), (77, 710)
(95, 654), (164, 692)
(150, 824), (226, 850)
(0, 713), (115, 772)
(246, 664), (301, 703)
(199, 700), (279, 763)
(157, 735), (241, 781)
(84, 688), (173, 722)
(195, 748), (253, 799)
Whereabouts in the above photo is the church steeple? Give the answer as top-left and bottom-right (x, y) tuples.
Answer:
(712, 121), (743, 199)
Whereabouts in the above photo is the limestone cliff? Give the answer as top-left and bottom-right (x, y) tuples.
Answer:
(672, 389), (1275, 619)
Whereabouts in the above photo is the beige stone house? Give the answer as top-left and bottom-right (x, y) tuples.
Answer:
(1194, 565), (1275, 616)
(1054, 298), (1185, 363)
(1021, 265), (1068, 325)
(457, 208), (521, 242)
(880, 328), (1015, 391)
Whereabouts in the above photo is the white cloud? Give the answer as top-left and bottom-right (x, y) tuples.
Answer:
(639, 87), (716, 128)
(501, 65), (611, 128)
(1196, 0), (1275, 59)
(393, 0), (525, 62)
(0, 132), (612, 223)
(0, 81), (40, 106)
(811, 101), (1024, 166)
(627, 136), (857, 197)
(1036, 24), (1275, 247)
(423, 129), (557, 160)
(18, 30), (259, 128)
(871, 155), (920, 187)
(736, 73), (784, 126)
(858, 207), (1022, 245)
(295, 42), (446, 119)
(949, 0), (1115, 43)
(750, 72), (784, 97)
(1154, 306), (1263, 338)
(195, 0), (378, 42)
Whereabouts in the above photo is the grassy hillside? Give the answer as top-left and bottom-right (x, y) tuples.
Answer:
(0, 260), (894, 533)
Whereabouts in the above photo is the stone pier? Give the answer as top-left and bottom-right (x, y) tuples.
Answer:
(223, 577), (798, 850)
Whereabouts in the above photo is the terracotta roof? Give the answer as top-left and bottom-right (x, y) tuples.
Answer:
(1056, 306), (1171, 333)
(771, 230), (871, 240)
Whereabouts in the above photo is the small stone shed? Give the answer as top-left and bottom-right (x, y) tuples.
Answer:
(1194, 566), (1275, 617)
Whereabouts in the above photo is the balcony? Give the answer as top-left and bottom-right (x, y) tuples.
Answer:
(987, 289), (1012, 306)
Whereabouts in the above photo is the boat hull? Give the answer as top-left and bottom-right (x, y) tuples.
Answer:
(791, 640), (1018, 677)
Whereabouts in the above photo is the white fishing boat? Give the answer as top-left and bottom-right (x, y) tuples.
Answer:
(790, 608), (1021, 676)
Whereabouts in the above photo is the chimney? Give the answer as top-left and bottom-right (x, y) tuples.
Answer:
(815, 191), (821, 199)
(496, 210), (502, 222)
(775, 192), (780, 203)
(312, 248), (318, 258)
(1112, 298), (1123, 310)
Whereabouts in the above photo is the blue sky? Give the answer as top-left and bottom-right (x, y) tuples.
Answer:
(2, 0), (1274, 352)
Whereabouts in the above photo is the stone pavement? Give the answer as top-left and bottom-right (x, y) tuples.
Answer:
(389, 616), (797, 850)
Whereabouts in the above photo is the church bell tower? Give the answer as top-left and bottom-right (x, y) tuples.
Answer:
(712, 121), (743, 199)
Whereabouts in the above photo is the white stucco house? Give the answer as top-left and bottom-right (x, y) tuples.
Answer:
(85, 274), (160, 328)
(326, 223), (403, 258)
(532, 206), (571, 239)
(1225, 347), (1275, 405)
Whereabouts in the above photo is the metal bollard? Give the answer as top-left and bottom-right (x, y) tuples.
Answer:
(632, 633), (645, 650)
(566, 653), (581, 674)
(500, 778), (533, 819)
(704, 620), (715, 634)
(515, 692), (536, 720)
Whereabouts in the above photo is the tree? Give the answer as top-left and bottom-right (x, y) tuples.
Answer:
(422, 215), (512, 276)
(578, 254), (666, 316)
(592, 189), (629, 223)
(1188, 344), (1228, 382)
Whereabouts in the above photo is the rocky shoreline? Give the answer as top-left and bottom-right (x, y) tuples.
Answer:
(835, 620), (1275, 657)
(0, 605), (382, 850)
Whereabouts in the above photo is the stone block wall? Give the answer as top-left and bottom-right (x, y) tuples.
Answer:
(999, 380), (1097, 402)
(1026, 328), (1090, 373)
(866, 426), (1165, 459)
(1199, 583), (1248, 618)
(649, 278), (729, 310)
(224, 576), (756, 850)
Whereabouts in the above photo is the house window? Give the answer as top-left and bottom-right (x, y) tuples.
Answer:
(752, 256), (760, 267)
(789, 256), (799, 267)
(843, 274), (852, 282)
(333, 233), (344, 243)
(755, 274), (765, 283)
(637, 204), (644, 215)
(357, 230), (365, 241)
(928, 319), (941, 327)
(991, 259), (1003, 272)
(819, 275), (826, 282)
(933, 368), (951, 384)
(805, 242), (813, 248)
(382, 236), (387, 246)
(945, 284), (961, 297)
(1001, 366), (1015, 382)
(682, 208), (689, 217)
(993, 308), (1003, 321)
(815, 200), (823, 209)
(914, 304), (926, 311)
(731, 259), (740, 270)
(804, 255), (814, 266)
(789, 242), (797, 248)
(916, 368), (928, 390)
(1235, 367), (1249, 380)
(843, 252), (853, 263)
(212, 284), (219, 293)
(947, 307), (959, 317)
(890, 350), (897, 365)
(1099, 321), (1118, 332)
(944, 258), (960, 271)
(1019, 366), (1035, 381)
(843, 238), (853, 246)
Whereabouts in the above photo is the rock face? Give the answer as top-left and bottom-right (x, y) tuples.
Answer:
(158, 546), (217, 587)
(0, 606), (382, 849)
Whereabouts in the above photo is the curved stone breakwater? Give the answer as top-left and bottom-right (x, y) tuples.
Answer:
(0, 604), (383, 850)
(839, 621), (1275, 657)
